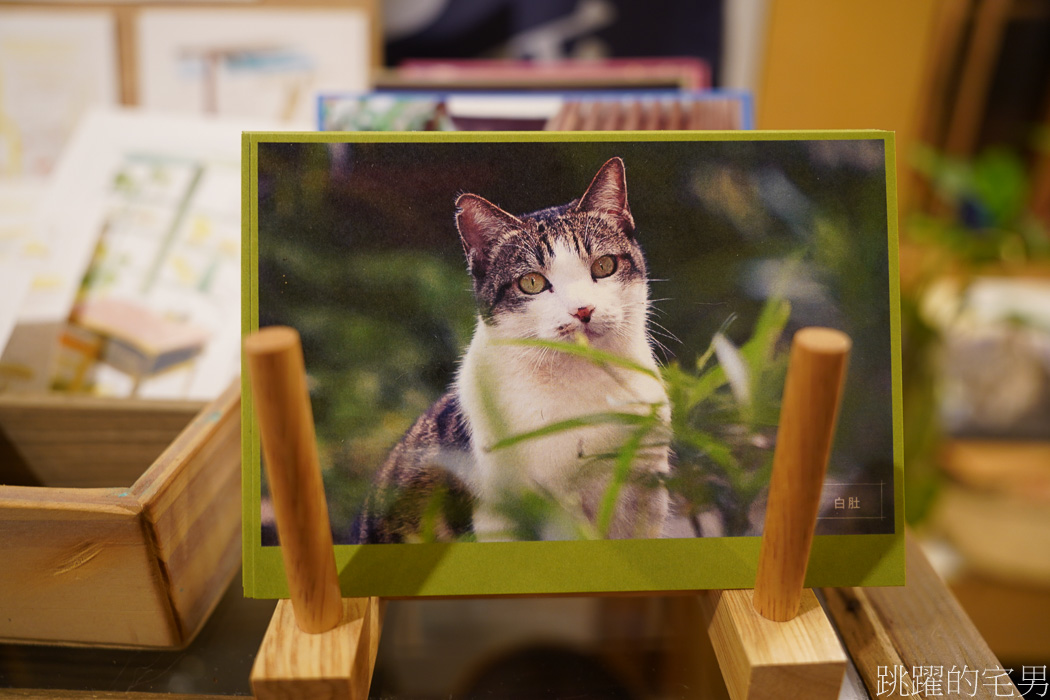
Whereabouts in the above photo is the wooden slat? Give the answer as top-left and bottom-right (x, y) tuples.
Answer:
(933, 483), (1050, 584)
(0, 394), (200, 488)
(861, 535), (1021, 697)
(135, 382), (242, 647)
(0, 691), (232, 700)
(642, 102), (662, 130)
(542, 97), (748, 133)
(667, 100), (685, 130)
(580, 103), (602, 131)
(623, 101), (643, 130)
(943, 0), (1012, 156)
(823, 587), (915, 697)
(1031, 70), (1050, 223)
(0, 489), (180, 648)
(909, 0), (974, 211)
(660, 596), (731, 699)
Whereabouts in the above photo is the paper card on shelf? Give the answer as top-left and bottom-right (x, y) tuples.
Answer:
(242, 131), (905, 598)
(1, 107), (279, 399)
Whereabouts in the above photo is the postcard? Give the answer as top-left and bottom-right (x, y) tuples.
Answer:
(242, 131), (904, 598)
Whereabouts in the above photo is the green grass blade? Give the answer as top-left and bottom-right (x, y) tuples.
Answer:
(487, 411), (656, 452)
(596, 411), (658, 538)
(499, 337), (659, 379)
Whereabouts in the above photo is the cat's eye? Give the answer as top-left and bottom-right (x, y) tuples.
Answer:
(591, 255), (618, 279)
(518, 272), (550, 294)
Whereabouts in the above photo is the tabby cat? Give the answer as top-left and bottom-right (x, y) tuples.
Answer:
(352, 157), (671, 543)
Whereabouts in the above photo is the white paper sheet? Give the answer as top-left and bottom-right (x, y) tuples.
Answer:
(0, 10), (119, 177)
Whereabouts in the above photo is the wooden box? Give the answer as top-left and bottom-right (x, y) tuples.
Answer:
(0, 382), (241, 649)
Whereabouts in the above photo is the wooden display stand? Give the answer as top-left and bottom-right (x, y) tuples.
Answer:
(244, 326), (852, 700)
(700, 327), (850, 700)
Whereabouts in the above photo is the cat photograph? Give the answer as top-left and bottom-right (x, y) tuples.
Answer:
(253, 136), (898, 563)
(353, 157), (671, 544)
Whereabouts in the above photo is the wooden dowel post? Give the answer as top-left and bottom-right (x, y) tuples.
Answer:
(753, 327), (851, 621)
(245, 326), (343, 634)
(700, 327), (851, 700)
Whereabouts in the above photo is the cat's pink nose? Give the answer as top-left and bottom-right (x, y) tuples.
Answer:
(571, 306), (595, 323)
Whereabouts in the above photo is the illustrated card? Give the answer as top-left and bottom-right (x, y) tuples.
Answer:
(3, 108), (277, 399)
(242, 131), (904, 598)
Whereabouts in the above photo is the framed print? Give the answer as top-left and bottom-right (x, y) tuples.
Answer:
(136, 5), (372, 125)
(242, 131), (905, 598)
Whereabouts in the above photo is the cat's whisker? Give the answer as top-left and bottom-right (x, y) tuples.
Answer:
(648, 340), (674, 364)
(647, 309), (670, 323)
(645, 326), (672, 346)
(647, 339), (677, 361)
(647, 320), (678, 337)
(536, 346), (555, 372)
(647, 320), (682, 346)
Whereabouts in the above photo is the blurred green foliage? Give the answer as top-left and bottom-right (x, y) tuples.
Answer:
(911, 146), (1050, 263)
(901, 145), (1050, 524)
(663, 297), (791, 535)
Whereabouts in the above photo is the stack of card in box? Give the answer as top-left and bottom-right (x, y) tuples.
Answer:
(546, 95), (746, 131)
(319, 91), (753, 133)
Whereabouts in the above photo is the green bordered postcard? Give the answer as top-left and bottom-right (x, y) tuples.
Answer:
(242, 131), (905, 598)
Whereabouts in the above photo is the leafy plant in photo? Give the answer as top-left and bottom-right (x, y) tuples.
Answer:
(475, 295), (792, 540)
(662, 296), (791, 536)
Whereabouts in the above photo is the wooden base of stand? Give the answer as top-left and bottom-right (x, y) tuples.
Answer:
(700, 588), (847, 700)
(248, 588), (845, 700)
(251, 597), (385, 700)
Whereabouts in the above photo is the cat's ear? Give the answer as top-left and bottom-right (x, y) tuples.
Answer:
(455, 194), (522, 275)
(577, 157), (635, 234)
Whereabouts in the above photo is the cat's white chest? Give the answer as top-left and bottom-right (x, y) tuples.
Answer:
(494, 360), (637, 475)
(456, 323), (670, 538)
